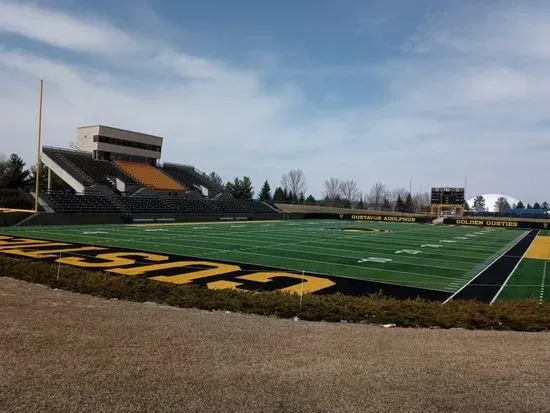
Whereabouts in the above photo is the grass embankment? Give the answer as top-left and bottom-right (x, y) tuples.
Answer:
(1, 256), (549, 331)
(275, 203), (427, 216)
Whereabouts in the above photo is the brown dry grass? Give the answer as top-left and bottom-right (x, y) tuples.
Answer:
(275, 203), (425, 216)
(1, 278), (549, 413)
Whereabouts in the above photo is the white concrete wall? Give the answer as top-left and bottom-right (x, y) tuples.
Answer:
(41, 152), (85, 193)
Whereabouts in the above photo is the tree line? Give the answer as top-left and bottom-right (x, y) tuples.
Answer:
(3, 151), (548, 215)
(470, 196), (549, 214)
(220, 168), (432, 213)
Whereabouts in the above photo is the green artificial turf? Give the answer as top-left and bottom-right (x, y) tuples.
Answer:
(0, 220), (528, 295)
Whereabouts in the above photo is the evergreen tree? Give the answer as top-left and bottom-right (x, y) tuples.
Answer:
(208, 171), (223, 187)
(357, 196), (365, 209)
(225, 176), (254, 199)
(381, 198), (391, 211)
(28, 162), (68, 191)
(515, 200), (525, 209)
(542, 201), (549, 210)
(533, 202), (541, 209)
(527, 203), (533, 209)
(305, 195), (316, 205)
(0, 153), (30, 189)
(404, 193), (414, 213)
(273, 187), (285, 202)
(258, 180), (272, 202)
(396, 195), (405, 212)
(240, 176), (254, 200)
(298, 192), (305, 205)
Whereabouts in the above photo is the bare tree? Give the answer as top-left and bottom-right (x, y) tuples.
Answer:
(367, 182), (386, 210)
(341, 179), (360, 206)
(412, 192), (431, 212)
(323, 177), (342, 200)
(494, 196), (511, 214)
(281, 169), (307, 197)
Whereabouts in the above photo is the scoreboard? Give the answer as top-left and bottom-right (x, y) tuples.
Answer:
(431, 187), (465, 207)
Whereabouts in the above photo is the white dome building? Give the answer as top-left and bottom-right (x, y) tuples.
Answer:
(466, 193), (520, 212)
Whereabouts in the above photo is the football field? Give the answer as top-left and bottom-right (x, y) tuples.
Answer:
(0, 220), (548, 302)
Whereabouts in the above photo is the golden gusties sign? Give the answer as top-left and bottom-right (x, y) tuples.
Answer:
(453, 219), (518, 228)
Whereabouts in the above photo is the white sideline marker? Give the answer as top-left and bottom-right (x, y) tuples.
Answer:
(82, 231), (107, 235)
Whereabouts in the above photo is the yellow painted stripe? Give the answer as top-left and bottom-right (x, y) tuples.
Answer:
(524, 236), (550, 260)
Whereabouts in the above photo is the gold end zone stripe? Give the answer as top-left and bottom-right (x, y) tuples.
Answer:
(0, 235), (334, 294)
(524, 236), (550, 260)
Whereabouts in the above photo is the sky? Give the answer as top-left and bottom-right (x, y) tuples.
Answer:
(1, 0), (550, 203)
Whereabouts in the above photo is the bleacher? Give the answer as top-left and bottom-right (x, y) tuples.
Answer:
(64, 152), (139, 188)
(42, 147), (141, 192)
(162, 163), (224, 197)
(39, 142), (279, 219)
(40, 191), (275, 216)
(41, 191), (121, 213)
(42, 148), (95, 187)
(116, 161), (185, 192)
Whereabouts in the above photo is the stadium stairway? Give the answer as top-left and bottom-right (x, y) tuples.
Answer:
(115, 161), (186, 192)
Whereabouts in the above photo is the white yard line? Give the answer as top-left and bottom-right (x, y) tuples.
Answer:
(540, 261), (547, 304)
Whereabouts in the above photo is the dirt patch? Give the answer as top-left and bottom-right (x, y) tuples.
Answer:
(1, 277), (549, 413)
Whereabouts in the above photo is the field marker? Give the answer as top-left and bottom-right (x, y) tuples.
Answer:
(440, 240), (457, 243)
(420, 244), (442, 248)
(82, 231), (107, 235)
(145, 229), (167, 232)
(358, 257), (392, 263)
(395, 249), (421, 255)
(540, 262), (547, 304)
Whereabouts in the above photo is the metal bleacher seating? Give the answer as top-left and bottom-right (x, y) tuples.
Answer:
(42, 191), (277, 215)
(42, 191), (121, 213)
(42, 147), (140, 192)
(162, 163), (224, 197)
(40, 148), (279, 216)
(42, 148), (95, 187)
(64, 152), (139, 189)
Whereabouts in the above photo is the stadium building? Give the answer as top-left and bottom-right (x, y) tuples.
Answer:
(35, 125), (279, 224)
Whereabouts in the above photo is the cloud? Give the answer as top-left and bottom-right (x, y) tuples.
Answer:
(1, 0), (550, 202)
(0, 0), (139, 54)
